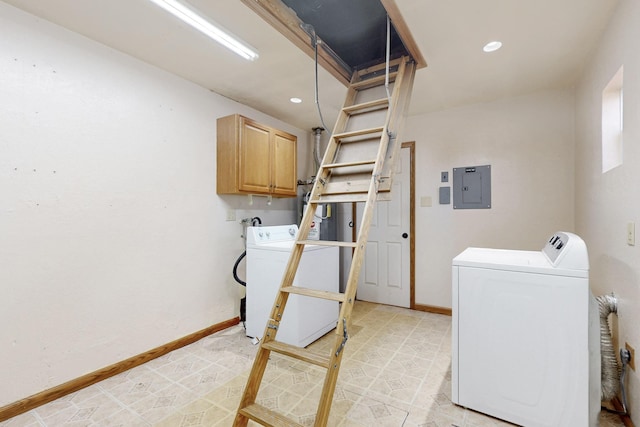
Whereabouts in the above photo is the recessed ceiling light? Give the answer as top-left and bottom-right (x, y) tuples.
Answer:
(290, 97), (302, 104)
(483, 41), (502, 53)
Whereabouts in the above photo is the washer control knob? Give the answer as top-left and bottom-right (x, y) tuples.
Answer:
(258, 231), (264, 238)
(289, 227), (296, 236)
(266, 231), (271, 238)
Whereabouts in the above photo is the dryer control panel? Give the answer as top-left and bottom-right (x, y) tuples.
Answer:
(542, 231), (589, 270)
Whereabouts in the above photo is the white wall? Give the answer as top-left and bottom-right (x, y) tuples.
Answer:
(0, 3), (310, 406)
(575, 0), (640, 421)
(402, 89), (576, 308)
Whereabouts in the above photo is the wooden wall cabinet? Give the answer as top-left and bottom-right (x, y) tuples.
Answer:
(216, 114), (297, 197)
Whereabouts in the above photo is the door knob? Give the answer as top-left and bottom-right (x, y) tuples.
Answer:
(402, 233), (408, 239)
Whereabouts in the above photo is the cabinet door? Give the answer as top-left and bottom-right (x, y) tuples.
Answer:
(239, 119), (271, 194)
(271, 130), (297, 196)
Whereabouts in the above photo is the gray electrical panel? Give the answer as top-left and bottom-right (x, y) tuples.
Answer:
(453, 165), (491, 209)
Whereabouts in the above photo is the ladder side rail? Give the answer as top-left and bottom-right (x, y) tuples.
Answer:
(379, 59), (416, 190)
(313, 138), (391, 425)
(378, 57), (407, 187)
(314, 59), (413, 424)
(364, 55), (410, 191)
(233, 341), (273, 426)
(381, 56), (408, 138)
(386, 59), (414, 144)
(234, 169), (332, 426)
(235, 177), (336, 426)
(314, 119), (394, 426)
(234, 187), (328, 426)
(234, 244), (305, 426)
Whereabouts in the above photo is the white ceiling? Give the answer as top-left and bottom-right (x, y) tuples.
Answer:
(3, 0), (619, 131)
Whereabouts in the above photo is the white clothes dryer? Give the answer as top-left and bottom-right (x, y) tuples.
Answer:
(246, 224), (339, 347)
(452, 232), (600, 427)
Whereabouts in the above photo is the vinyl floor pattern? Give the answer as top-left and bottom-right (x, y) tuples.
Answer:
(1, 302), (625, 426)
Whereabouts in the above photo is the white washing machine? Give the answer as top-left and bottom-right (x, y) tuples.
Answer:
(246, 224), (339, 347)
(452, 232), (600, 427)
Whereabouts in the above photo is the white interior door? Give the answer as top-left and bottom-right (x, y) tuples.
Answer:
(356, 147), (410, 307)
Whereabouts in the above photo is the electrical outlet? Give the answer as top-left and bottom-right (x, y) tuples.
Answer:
(441, 171), (449, 183)
(226, 209), (236, 221)
(626, 342), (636, 371)
(627, 222), (635, 246)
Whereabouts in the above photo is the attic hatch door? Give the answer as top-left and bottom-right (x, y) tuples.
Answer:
(240, 0), (426, 85)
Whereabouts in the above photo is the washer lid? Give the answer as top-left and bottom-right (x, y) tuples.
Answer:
(453, 247), (588, 278)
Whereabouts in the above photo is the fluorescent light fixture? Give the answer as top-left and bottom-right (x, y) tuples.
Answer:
(290, 97), (302, 104)
(147, 0), (259, 61)
(483, 41), (502, 53)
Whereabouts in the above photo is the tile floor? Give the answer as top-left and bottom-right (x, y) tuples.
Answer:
(1, 302), (626, 426)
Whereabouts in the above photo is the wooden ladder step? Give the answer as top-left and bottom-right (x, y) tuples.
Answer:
(321, 178), (371, 195)
(322, 159), (376, 169)
(355, 57), (403, 78)
(281, 286), (346, 302)
(297, 239), (358, 248)
(333, 126), (384, 142)
(342, 98), (389, 115)
(238, 403), (304, 427)
(351, 72), (398, 90)
(262, 340), (331, 368)
(310, 194), (369, 204)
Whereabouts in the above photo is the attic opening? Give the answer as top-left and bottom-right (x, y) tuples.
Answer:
(240, 0), (426, 85)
